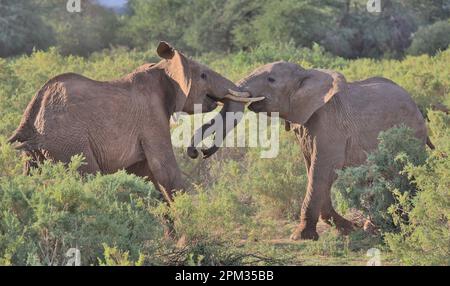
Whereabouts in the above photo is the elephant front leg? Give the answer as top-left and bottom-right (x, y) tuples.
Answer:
(142, 143), (184, 239)
(291, 158), (337, 241)
(290, 182), (323, 241)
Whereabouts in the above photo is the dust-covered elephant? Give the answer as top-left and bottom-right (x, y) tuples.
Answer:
(7, 42), (260, 203)
(192, 61), (433, 240)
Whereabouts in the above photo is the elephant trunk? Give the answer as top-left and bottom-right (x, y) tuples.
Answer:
(187, 100), (246, 159)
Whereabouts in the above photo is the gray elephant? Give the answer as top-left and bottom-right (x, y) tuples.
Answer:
(8, 41), (260, 204)
(190, 61), (433, 240)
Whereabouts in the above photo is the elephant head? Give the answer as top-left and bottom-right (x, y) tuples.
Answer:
(189, 61), (347, 158)
(242, 61), (347, 124)
(156, 42), (263, 115)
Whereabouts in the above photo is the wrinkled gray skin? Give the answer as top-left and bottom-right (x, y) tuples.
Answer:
(193, 61), (432, 240)
(8, 42), (256, 204)
(187, 99), (246, 159)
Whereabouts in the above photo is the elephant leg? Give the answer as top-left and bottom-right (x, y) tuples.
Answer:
(126, 160), (155, 182)
(76, 146), (101, 175)
(140, 137), (184, 204)
(291, 149), (341, 240)
(320, 198), (354, 235)
(126, 160), (165, 202)
(318, 161), (354, 234)
(126, 160), (178, 239)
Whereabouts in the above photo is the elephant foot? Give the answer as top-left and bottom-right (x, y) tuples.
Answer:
(290, 226), (319, 241)
(321, 211), (355, 235)
(334, 217), (355, 235)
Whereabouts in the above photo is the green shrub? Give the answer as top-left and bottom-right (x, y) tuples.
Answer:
(0, 142), (163, 265)
(385, 111), (450, 265)
(408, 20), (450, 56)
(241, 128), (307, 220)
(333, 125), (428, 232)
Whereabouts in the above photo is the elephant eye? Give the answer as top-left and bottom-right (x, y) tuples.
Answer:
(201, 73), (207, 80)
(268, 77), (276, 83)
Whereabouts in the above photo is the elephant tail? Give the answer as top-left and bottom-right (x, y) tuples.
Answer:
(426, 136), (435, 150)
(8, 89), (45, 151)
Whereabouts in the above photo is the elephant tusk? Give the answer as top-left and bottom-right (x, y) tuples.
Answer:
(224, 93), (265, 103)
(228, 89), (251, 98)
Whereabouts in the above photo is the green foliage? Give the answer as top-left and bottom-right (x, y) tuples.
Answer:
(165, 188), (250, 241)
(408, 20), (450, 56)
(1, 0), (450, 58)
(240, 129), (307, 220)
(98, 244), (145, 266)
(0, 43), (448, 265)
(385, 111), (450, 265)
(0, 144), (163, 265)
(324, 1), (417, 59)
(400, 0), (450, 24)
(249, 0), (335, 50)
(3, 1), (450, 60)
(333, 125), (427, 232)
(183, 0), (264, 53)
(0, 0), (53, 57)
(119, 0), (188, 50)
(36, 0), (120, 56)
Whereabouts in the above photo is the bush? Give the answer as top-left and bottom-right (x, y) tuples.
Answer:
(240, 128), (307, 220)
(333, 125), (428, 232)
(385, 111), (450, 265)
(0, 142), (163, 265)
(408, 20), (450, 56)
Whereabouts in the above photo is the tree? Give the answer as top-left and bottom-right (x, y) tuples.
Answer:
(250, 0), (338, 49)
(400, 0), (450, 24)
(323, 0), (417, 58)
(119, 0), (189, 50)
(0, 0), (53, 57)
(35, 0), (120, 56)
(184, 0), (266, 53)
(408, 20), (450, 56)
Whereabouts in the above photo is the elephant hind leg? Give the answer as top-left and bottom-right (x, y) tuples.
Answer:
(126, 160), (155, 181)
(73, 146), (101, 175)
(320, 199), (354, 235)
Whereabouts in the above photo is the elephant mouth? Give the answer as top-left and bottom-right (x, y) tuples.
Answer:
(248, 99), (264, 112)
(204, 94), (219, 110)
(206, 93), (223, 104)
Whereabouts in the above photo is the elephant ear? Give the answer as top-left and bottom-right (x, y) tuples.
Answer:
(287, 69), (347, 125)
(157, 41), (192, 112)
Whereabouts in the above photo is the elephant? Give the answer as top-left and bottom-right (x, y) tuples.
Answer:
(7, 41), (261, 204)
(190, 61), (433, 240)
